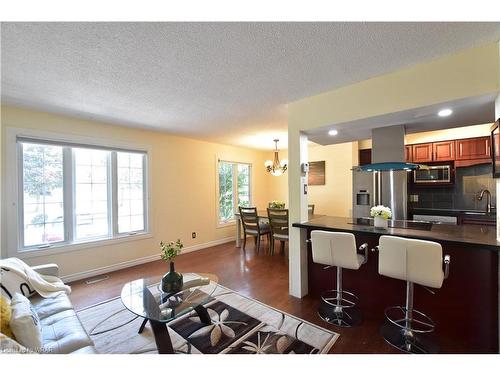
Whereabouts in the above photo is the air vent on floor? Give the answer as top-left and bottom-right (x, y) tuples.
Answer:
(85, 275), (110, 285)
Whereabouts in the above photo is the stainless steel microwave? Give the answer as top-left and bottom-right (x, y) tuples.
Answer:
(413, 165), (452, 184)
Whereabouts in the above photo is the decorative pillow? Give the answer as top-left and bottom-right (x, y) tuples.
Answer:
(0, 332), (33, 354)
(0, 295), (15, 338)
(0, 267), (36, 299)
(9, 293), (42, 351)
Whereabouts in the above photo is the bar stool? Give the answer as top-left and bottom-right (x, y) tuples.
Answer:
(310, 230), (368, 327)
(376, 235), (451, 353)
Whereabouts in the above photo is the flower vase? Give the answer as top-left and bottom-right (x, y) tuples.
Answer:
(374, 216), (388, 229)
(161, 261), (183, 294)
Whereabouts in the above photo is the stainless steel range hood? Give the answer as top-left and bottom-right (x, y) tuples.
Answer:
(352, 126), (411, 220)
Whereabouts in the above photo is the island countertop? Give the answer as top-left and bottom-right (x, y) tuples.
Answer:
(292, 216), (500, 251)
(295, 215), (500, 352)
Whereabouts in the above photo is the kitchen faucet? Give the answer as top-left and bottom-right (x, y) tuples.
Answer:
(478, 189), (495, 213)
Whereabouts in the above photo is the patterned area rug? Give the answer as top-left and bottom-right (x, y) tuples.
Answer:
(78, 283), (339, 354)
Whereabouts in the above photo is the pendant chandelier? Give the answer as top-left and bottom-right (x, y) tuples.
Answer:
(265, 139), (288, 176)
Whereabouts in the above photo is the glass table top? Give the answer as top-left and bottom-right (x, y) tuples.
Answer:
(120, 273), (218, 323)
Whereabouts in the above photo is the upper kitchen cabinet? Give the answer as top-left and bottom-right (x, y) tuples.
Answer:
(433, 140), (455, 161)
(359, 149), (372, 166)
(456, 137), (490, 160)
(359, 136), (491, 166)
(405, 146), (412, 162)
(411, 143), (433, 163)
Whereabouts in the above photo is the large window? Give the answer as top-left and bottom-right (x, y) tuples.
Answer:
(117, 152), (145, 234)
(22, 143), (65, 247)
(218, 160), (251, 224)
(18, 139), (148, 251)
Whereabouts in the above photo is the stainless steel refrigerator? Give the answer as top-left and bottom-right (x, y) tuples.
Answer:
(352, 169), (408, 220)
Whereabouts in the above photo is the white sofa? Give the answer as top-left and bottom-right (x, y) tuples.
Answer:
(2, 262), (97, 354)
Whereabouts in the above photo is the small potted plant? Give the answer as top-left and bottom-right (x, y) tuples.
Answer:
(160, 239), (184, 293)
(370, 205), (392, 229)
(270, 200), (285, 209)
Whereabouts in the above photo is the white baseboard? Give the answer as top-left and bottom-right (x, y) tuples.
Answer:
(61, 237), (235, 283)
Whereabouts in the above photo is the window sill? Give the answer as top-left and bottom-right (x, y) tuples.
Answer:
(217, 220), (237, 229)
(12, 232), (153, 259)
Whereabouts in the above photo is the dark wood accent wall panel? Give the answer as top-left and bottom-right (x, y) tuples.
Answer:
(306, 230), (499, 353)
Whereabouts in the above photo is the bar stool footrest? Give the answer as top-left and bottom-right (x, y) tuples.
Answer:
(321, 289), (358, 309)
(384, 305), (435, 334)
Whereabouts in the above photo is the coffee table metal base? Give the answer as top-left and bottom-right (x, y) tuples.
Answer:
(150, 319), (175, 354)
(138, 304), (212, 354)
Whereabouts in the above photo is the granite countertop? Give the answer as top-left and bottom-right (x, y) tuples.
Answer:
(292, 216), (500, 251)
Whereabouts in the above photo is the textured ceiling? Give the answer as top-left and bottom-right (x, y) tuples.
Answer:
(2, 22), (500, 149)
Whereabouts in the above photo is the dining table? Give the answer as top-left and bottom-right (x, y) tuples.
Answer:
(233, 210), (322, 247)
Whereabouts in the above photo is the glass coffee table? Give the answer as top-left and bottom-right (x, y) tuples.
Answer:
(121, 272), (218, 354)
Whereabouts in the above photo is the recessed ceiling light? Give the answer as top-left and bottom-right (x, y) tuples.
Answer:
(438, 109), (453, 117)
(328, 129), (338, 136)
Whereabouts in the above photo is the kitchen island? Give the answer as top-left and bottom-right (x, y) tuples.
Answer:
(292, 216), (500, 353)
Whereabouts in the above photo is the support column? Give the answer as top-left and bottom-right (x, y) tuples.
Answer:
(288, 129), (309, 298)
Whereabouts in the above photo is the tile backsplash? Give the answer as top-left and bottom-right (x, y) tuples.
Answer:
(408, 164), (496, 211)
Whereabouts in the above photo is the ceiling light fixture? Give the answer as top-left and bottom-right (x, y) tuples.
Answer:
(265, 139), (288, 176)
(438, 108), (453, 117)
(328, 129), (338, 136)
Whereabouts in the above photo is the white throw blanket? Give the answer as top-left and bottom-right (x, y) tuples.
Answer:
(0, 258), (71, 298)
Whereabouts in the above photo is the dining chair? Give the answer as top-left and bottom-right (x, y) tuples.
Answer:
(267, 208), (289, 255)
(238, 206), (271, 253)
(308, 204), (315, 215)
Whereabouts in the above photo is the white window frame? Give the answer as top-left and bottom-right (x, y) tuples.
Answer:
(5, 127), (153, 259)
(216, 158), (252, 227)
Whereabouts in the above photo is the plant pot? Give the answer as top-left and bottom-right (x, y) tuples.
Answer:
(161, 262), (183, 294)
(374, 216), (388, 229)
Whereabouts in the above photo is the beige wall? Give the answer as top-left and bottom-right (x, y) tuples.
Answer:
(307, 142), (357, 217)
(0, 105), (287, 279)
(358, 123), (493, 150)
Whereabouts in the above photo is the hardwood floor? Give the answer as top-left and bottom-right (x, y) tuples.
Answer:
(69, 240), (400, 353)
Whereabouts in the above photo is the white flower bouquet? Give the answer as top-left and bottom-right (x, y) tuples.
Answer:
(370, 205), (392, 220)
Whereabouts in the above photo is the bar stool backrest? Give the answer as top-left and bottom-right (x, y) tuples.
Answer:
(311, 230), (362, 270)
(378, 235), (444, 289)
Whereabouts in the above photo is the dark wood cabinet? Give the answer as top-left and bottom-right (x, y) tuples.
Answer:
(405, 146), (412, 162)
(412, 143), (433, 163)
(359, 149), (371, 166)
(456, 137), (490, 160)
(433, 140), (455, 161)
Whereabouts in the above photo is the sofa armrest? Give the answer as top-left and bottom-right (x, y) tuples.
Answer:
(32, 264), (59, 277)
